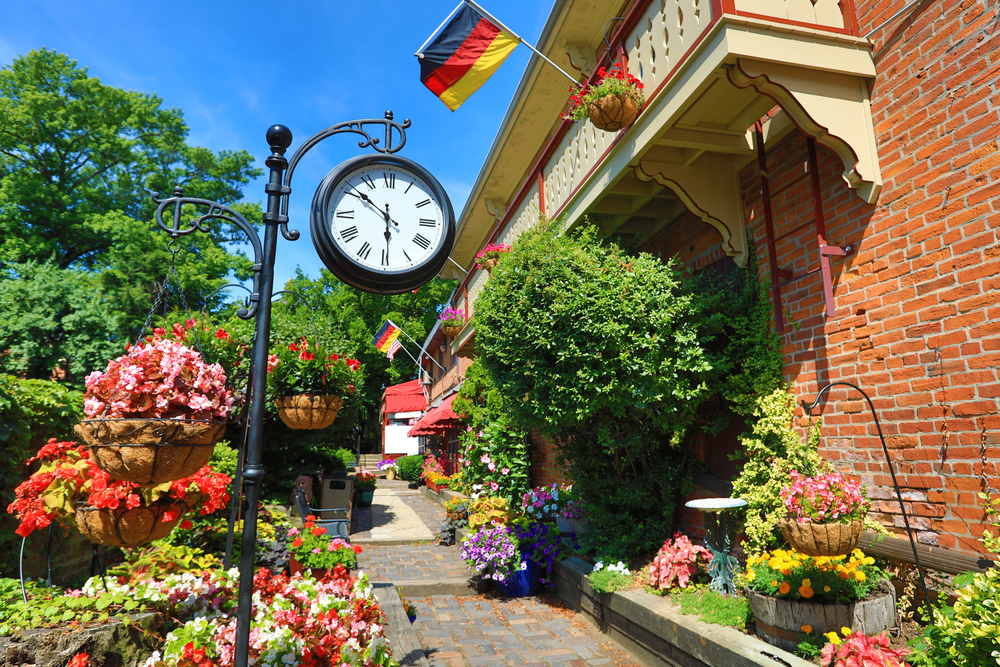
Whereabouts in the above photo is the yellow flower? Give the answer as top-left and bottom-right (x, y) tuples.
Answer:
(801, 578), (812, 588)
(801, 625), (812, 634)
(855, 571), (866, 582)
(747, 571), (756, 581)
(841, 627), (852, 636)
(825, 632), (841, 646)
(864, 557), (875, 565)
(824, 586), (831, 592)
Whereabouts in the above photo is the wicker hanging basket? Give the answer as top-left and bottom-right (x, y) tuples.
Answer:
(75, 500), (188, 547)
(275, 394), (344, 430)
(441, 324), (463, 337)
(74, 419), (224, 485)
(777, 518), (864, 557)
(479, 258), (499, 272)
(587, 94), (639, 132)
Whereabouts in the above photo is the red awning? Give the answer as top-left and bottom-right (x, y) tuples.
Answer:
(407, 394), (460, 436)
(383, 379), (426, 414)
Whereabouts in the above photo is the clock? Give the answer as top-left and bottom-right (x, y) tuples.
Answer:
(310, 154), (456, 294)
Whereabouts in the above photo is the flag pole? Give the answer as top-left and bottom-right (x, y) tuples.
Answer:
(387, 319), (447, 373)
(415, 0), (465, 56)
(462, 0), (580, 85)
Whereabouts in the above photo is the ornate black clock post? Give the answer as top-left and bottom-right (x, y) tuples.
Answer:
(152, 113), (455, 667)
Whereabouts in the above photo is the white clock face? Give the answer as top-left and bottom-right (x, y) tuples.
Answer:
(327, 164), (445, 272)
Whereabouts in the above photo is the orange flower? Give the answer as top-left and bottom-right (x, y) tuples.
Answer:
(798, 585), (814, 598)
(292, 538), (303, 548)
(778, 582), (791, 595)
(800, 625), (812, 634)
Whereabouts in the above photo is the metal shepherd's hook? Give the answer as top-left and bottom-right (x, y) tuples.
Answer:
(804, 381), (934, 624)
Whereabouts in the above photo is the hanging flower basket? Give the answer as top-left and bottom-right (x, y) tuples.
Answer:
(276, 394), (344, 430)
(777, 518), (863, 557)
(441, 325), (463, 337)
(75, 500), (188, 548)
(476, 243), (511, 273)
(74, 418), (225, 485)
(587, 94), (639, 132)
(563, 65), (644, 133)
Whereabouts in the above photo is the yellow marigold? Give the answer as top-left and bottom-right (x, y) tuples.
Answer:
(779, 582), (791, 594)
(768, 559), (782, 569)
(838, 570), (850, 579)
(825, 632), (841, 645)
(824, 586), (831, 592)
(801, 578), (812, 588)
(747, 571), (756, 581)
(864, 557), (875, 565)
(855, 571), (866, 582)
(801, 625), (812, 634)
(841, 627), (852, 636)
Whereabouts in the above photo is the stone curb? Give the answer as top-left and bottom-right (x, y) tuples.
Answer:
(372, 583), (430, 667)
(375, 577), (487, 596)
(553, 557), (813, 667)
(353, 537), (437, 546)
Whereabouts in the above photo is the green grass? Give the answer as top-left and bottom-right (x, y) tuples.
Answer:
(588, 570), (634, 594)
(670, 585), (753, 629)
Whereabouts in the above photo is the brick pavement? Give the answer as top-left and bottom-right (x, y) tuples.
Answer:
(357, 490), (641, 667)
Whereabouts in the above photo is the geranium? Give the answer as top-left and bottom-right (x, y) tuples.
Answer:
(744, 547), (887, 604)
(648, 533), (712, 591)
(83, 327), (233, 421)
(562, 65), (644, 122)
(460, 523), (522, 584)
(353, 468), (377, 491)
(438, 307), (465, 328)
(6, 438), (231, 538)
(287, 516), (362, 570)
(475, 243), (511, 269)
(267, 336), (363, 396)
(781, 470), (868, 524)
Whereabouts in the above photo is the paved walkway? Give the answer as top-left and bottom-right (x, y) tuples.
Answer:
(356, 485), (643, 667)
(353, 479), (436, 542)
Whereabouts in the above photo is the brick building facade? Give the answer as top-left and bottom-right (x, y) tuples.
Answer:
(435, 0), (998, 558)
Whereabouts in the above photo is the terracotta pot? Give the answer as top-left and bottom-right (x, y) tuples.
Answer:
(777, 518), (863, 557)
(587, 94), (639, 132)
(748, 587), (895, 653)
(75, 500), (188, 547)
(74, 419), (224, 485)
(441, 324), (463, 337)
(426, 479), (449, 494)
(275, 394), (344, 430)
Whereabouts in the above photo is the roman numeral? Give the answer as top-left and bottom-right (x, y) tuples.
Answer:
(405, 181), (413, 194)
(403, 249), (411, 262)
(413, 234), (430, 250)
(358, 242), (372, 260)
(361, 175), (376, 190)
(381, 249), (389, 266)
(383, 172), (395, 188)
(419, 219), (436, 227)
(341, 226), (359, 242)
(415, 199), (431, 208)
(336, 210), (354, 219)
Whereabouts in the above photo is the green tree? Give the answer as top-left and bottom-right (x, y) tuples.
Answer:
(0, 49), (261, 386)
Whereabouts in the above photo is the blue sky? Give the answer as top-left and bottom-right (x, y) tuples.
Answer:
(2, 0), (553, 292)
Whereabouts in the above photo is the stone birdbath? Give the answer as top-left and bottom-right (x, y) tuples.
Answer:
(684, 497), (747, 596)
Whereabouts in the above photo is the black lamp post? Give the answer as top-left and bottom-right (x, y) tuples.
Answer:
(153, 113), (411, 667)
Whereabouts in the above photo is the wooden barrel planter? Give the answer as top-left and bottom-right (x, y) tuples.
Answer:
(748, 586), (896, 653)
(75, 500), (188, 548)
(275, 394), (344, 430)
(74, 419), (224, 485)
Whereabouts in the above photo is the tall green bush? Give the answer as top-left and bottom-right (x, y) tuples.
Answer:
(396, 455), (424, 483)
(0, 375), (83, 577)
(475, 219), (734, 557)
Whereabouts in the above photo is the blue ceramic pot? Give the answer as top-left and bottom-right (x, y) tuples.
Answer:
(496, 555), (539, 597)
(354, 488), (375, 508)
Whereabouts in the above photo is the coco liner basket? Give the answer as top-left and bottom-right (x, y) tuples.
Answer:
(275, 394), (344, 430)
(587, 94), (639, 132)
(777, 518), (863, 557)
(75, 500), (188, 548)
(74, 419), (225, 485)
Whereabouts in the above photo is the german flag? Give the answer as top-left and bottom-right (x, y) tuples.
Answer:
(372, 321), (403, 356)
(418, 3), (519, 111)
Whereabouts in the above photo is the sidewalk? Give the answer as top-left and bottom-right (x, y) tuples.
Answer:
(356, 483), (643, 667)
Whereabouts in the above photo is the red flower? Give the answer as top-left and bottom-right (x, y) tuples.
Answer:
(292, 538), (303, 548)
(310, 525), (327, 536)
(352, 545), (363, 554)
(299, 351), (315, 361)
(329, 353), (340, 362)
(68, 653), (88, 667)
(180, 519), (194, 530)
(216, 328), (230, 340)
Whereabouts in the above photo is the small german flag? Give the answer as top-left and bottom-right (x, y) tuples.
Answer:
(372, 321), (403, 356)
(418, 3), (519, 111)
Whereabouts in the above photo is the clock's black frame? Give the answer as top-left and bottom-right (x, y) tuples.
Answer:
(310, 153), (456, 294)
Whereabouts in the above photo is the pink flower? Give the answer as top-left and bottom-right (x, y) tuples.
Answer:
(488, 462), (496, 471)
(501, 467), (509, 476)
(490, 482), (499, 491)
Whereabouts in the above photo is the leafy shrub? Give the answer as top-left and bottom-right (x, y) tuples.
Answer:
(108, 544), (220, 581)
(475, 219), (735, 557)
(916, 568), (1000, 667)
(670, 585), (753, 629)
(730, 386), (823, 553)
(396, 454), (424, 483)
(648, 533), (712, 591)
(207, 442), (240, 480)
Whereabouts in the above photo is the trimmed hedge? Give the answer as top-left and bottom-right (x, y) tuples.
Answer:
(396, 455), (424, 483)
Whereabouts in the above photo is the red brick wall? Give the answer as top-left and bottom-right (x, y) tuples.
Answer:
(528, 429), (572, 487)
